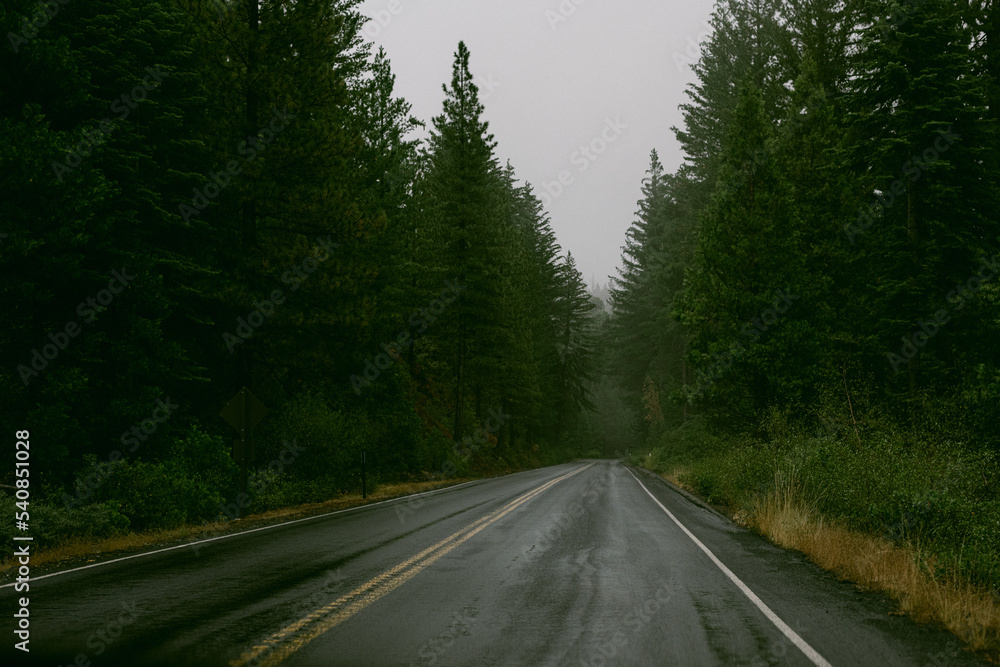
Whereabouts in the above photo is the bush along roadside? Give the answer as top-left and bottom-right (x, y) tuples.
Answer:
(633, 417), (1000, 659)
(0, 393), (541, 564)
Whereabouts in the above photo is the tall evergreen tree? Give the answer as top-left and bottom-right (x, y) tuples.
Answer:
(187, 0), (374, 399)
(844, 0), (998, 403)
(423, 41), (507, 442)
(350, 47), (424, 356)
(551, 251), (596, 444)
(1, 0), (215, 480)
(674, 0), (793, 203)
(678, 82), (815, 424)
(610, 151), (694, 426)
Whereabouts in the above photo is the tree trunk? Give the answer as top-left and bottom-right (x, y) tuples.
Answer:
(243, 0), (259, 255)
(988, 6), (1000, 125)
(907, 157), (920, 400)
(453, 349), (465, 442)
(681, 356), (689, 424)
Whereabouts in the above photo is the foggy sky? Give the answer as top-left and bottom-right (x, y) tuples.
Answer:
(358, 0), (717, 287)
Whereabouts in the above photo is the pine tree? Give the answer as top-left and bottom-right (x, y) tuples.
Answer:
(1, 0), (216, 480)
(187, 0), (375, 397)
(490, 166), (546, 451)
(551, 251), (596, 444)
(351, 47), (424, 355)
(780, 0), (854, 94)
(844, 0), (998, 404)
(610, 151), (693, 425)
(771, 56), (862, 420)
(674, 0), (793, 202)
(678, 82), (812, 423)
(423, 42), (507, 442)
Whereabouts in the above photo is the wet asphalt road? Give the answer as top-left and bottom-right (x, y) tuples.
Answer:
(0, 460), (989, 666)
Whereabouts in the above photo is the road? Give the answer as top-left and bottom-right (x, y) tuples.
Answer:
(1, 460), (987, 666)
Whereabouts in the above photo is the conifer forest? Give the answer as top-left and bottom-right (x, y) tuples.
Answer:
(2, 0), (1000, 630)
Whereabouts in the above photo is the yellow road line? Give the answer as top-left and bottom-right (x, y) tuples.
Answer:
(231, 464), (592, 667)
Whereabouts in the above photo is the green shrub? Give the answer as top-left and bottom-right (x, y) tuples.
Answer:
(649, 417), (1000, 592)
(646, 416), (727, 465)
(247, 469), (343, 512)
(168, 425), (240, 504)
(85, 427), (235, 532)
(0, 495), (130, 548)
(256, 391), (371, 492)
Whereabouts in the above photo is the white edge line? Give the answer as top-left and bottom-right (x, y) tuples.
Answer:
(1, 466), (566, 589)
(623, 465), (834, 667)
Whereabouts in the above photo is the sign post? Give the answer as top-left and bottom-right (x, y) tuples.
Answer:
(220, 387), (268, 509)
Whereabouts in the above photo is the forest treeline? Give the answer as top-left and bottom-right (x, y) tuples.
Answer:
(0, 0), (598, 540)
(4, 0), (1000, 602)
(608, 0), (1000, 591)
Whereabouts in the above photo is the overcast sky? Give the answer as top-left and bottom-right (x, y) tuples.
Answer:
(358, 0), (717, 287)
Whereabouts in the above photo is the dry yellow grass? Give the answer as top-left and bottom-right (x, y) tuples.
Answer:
(663, 467), (693, 492)
(749, 472), (1000, 660)
(0, 478), (473, 577)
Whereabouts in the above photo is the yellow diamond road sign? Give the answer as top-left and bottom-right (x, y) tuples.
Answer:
(220, 387), (267, 435)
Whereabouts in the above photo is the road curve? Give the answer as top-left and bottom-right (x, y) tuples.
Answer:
(1, 460), (987, 666)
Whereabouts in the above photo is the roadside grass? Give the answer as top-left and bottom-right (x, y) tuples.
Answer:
(641, 414), (1000, 662)
(0, 478), (473, 578)
(661, 466), (692, 491)
(748, 471), (1000, 656)
(660, 462), (1000, 661)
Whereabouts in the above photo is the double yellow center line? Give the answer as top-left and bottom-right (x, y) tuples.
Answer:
(231, 464), (592, 667)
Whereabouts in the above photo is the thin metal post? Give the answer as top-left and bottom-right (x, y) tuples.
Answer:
(361, 450), (367, 500)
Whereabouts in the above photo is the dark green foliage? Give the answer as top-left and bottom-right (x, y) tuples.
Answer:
(610, 0), (1000, 593)
(637, 420), (1000, 590)
(0, 496), (130, 548)
(674, 0), (793, 200)
(842, 0), (999, 404)
(0, 13), (594, 542)
(679, 82), (819, 422)
(610, 151), (694, 430)
(0, 0), (212, 486)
